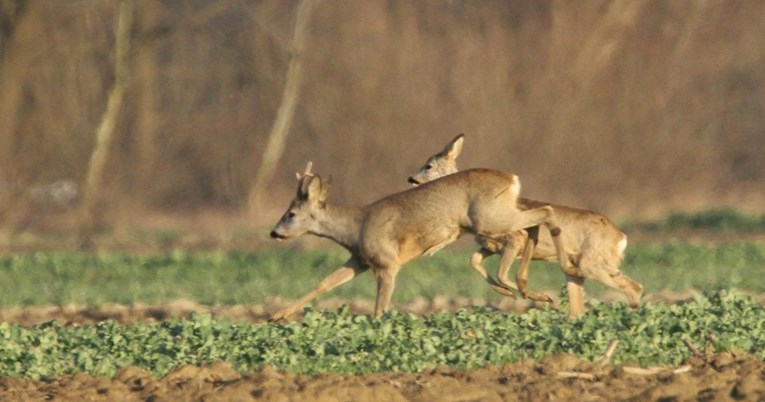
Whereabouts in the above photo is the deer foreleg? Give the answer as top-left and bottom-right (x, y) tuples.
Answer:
(270, 258), (367, 322)
(565, 274), (586, 319)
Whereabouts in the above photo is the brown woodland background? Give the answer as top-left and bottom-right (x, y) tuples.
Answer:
(0, 0), (764, 248)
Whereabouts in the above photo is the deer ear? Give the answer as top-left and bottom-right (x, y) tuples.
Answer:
(318, 175), (332, 202)
(305, 174), (324, 203)
(297, 174), (314, 199)
(446, 133), (464, 159)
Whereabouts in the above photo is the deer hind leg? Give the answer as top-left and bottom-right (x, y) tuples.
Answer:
(510, 227), (553, 303)
(372, 264), (403, 317)
(610, 271), (643, 309)
(270, 257), (367, 322)
(536, 210), (585, 279)
(470, 247), (518, 298)
(479, 206), (582, 279)
(495, 232), (524, 291)
(578, 247), (643, 310)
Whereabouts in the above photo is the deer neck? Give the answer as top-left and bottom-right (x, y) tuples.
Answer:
(310, 205), (364, 251)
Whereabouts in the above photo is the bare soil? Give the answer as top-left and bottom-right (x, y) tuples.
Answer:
(2, 297), (765, 401)
(2, 353), (764, 401)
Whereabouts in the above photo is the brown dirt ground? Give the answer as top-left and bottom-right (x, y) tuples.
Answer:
(2, 296), (765, 402)
(2, 353), (764, 401)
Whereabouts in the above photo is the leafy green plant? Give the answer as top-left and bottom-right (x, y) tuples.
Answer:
(1, 291), (764, 379)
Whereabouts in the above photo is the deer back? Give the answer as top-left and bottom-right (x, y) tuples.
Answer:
(359, 169), (521, 265)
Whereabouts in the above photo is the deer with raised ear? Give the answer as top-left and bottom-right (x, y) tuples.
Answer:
(408, 134), (643, 318)
(269, 162), (578, 321)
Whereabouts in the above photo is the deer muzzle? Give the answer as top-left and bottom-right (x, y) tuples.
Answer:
(270, 230), (287, 240)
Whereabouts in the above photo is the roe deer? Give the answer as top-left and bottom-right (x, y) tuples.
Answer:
(408, 134), (643, 318)
(268, 162), (575, 321)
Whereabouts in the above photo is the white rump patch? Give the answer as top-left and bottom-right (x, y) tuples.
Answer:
(510, 174), (521, 196)
(617, 236), (628, 256)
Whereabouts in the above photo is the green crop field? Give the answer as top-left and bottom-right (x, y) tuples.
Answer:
(1, 209), (765, 381)
(0, 242), (764, 306)
(2, 291), (764, 379)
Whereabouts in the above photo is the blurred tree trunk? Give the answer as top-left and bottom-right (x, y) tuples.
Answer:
(248, 0), (317, 217)
(0, 0), (30, 234)
(135, 1), (159, 198)
(78, 0), (134, 249)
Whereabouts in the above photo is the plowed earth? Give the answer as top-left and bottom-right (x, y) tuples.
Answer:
(1, 296), (764, 402)
(2, 353), (764, 401)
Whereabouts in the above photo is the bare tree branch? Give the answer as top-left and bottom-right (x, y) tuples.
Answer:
(79, 0), (134, 248)
(248, 0), (317, 217)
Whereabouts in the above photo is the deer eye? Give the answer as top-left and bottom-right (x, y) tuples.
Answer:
(287, 211), (296, 219)
(425, 164), (433, 170)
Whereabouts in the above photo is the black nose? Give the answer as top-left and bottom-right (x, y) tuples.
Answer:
(407, 177), (419, 185)
(270, 230), (279, 238)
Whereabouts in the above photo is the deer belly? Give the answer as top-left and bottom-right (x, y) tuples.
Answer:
(394, 226), (460, 263)
(420, 226), (462, 257)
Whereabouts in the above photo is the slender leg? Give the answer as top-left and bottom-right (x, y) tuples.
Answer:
(270, 257), (367, 322)
(539, 212), (584, 279)
(515, 207), (583, 278)
(373, 265), (401, 317)
(578, 250), (643, 310)
(608, 271), (643, 309)
(512, 228), (534, 296)
(565, 274), (586, 319)
(496, 232), (525, 290)
(479, 206), (581, 278)
(511, 227), (553, 303)
(470, 247), (518, 298)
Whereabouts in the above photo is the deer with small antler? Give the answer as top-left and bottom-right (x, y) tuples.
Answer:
(268, 162), (579, 321)
(408, 134), (643, 318)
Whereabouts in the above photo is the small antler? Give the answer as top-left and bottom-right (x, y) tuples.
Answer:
(296, 161), (314, 180)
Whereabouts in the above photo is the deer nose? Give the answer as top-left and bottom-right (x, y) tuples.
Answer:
(407, 176), (420, 185)
(269, 230), (280, 239)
